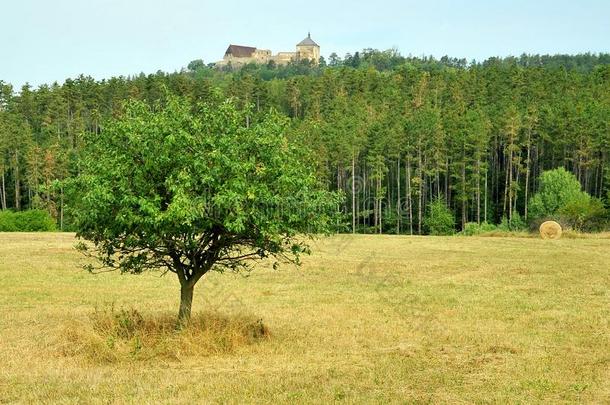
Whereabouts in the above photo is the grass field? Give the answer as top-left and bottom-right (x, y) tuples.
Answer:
(0, 233), (609, 403)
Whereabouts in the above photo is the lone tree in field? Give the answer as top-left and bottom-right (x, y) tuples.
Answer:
(69, 96), (340, 324)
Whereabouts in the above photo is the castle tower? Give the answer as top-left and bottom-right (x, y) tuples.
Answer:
(296, 32), (320, 63)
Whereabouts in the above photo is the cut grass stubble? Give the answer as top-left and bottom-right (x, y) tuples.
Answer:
(1, 232), (609, 403)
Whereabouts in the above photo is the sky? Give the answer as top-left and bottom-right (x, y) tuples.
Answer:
(1, 0), (609, 89)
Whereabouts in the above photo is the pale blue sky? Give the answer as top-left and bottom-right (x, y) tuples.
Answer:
(1, 0), (609, 89)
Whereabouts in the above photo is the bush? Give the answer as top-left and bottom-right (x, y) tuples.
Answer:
(423, 198), (455, 235)
(526, 168), (609, 231)
(0, 210), (56, 232)
(461, 221), (498, 236)
(559, 197), (608, 232)
(497, 212), (527, 232)
(528, 168), (590, 220)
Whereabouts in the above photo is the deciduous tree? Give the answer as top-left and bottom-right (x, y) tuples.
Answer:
(69, 96), (340, 325)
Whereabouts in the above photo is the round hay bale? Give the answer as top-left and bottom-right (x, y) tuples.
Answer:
(539, 221), (562, 240)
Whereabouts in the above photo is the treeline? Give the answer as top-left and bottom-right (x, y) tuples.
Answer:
(0, 50), (609, 233)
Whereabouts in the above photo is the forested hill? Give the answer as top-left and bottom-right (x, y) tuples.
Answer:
(1, 50), (609, 233)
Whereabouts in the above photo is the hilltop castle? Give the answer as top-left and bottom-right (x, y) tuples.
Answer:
(217, 33), (320, 67)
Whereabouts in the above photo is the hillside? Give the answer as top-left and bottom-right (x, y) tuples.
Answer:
(1, 50), (609, 233)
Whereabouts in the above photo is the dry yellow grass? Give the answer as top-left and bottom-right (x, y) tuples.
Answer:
(60, 307), (269, 363)
(0, 232), (609, 403)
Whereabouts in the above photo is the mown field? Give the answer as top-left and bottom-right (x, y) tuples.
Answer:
(0, 233), (609, 404)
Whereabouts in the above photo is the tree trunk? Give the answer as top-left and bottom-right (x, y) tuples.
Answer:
(396, 157), (401, 235)
(594, 162), (601, 198)
(503, 152), (509, 219)
(524, 139), (531, 220)
(445, 158), (451, 206)
(406, 156), (413, 235)
(0, 169), (6, 210)
(461, 158), (466, 229)
(60, 184), (64, 231)
(14, 150), (20, 211)
(377, 176), (382, 234)
(363, 168), (367, 229)
(476, 158), (481, 224)
(352, 154), (356, 233)
(513, 156), (520, 216)
(417, 150), (423, 235)
(484, 168), (488, 223)
(600, 158), (605, 198)
(178, 283), (194, 326)
(373, 175), (378, 233)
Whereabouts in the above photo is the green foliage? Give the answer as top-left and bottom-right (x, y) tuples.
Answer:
(528, 168), (590, 221)
(559, 197), (608, 232)
(461, 222), (498, 236)
(498, 212), (527, 232)
(510, 212), (527, 231)
(527, 168), (608, 230)
(0, 209), (56, 231)
(187, 59), (205, 72)
(68, 95), (341, 275)
(461, 217), (529, 236)
(423, 198), (455, 235)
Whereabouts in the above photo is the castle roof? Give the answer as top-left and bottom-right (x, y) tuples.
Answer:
(297, 33), (319, 47)
(225, 45), (257, 58)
